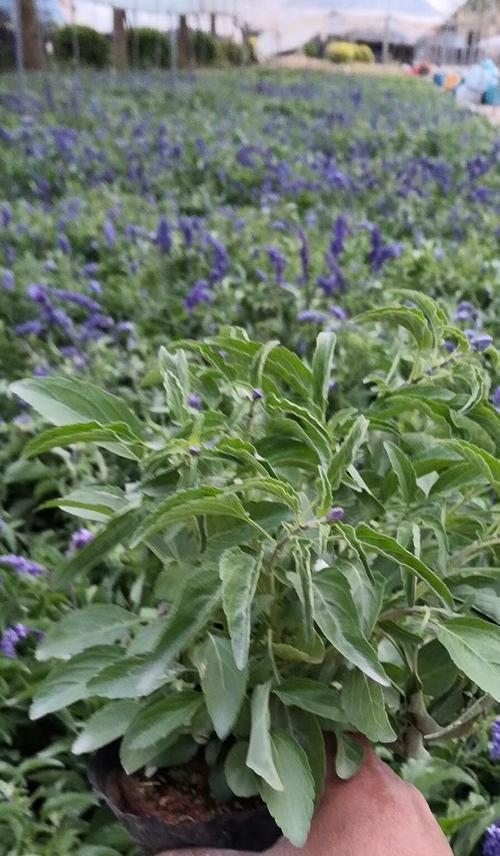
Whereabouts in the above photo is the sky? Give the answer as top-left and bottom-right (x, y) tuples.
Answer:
(0, 0), (467, 31)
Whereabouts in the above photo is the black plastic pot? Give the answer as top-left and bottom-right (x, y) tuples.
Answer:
(88, 744), (282, 855)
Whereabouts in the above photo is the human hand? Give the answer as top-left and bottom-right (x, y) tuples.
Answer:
(158, 741), (453, 856)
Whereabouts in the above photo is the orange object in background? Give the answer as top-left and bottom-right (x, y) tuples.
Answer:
(445, 72), (461, 91)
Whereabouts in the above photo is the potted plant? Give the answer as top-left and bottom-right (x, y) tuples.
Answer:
(13, 295), (500, 853)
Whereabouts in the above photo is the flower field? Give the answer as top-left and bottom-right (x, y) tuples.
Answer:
(0, 69), (499, 856)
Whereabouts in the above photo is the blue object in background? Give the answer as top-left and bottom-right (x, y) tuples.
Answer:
(483, 85), (500, 106)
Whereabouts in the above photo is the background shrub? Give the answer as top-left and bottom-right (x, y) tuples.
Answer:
(326, 40), (374, 64)
(354, 43), (375, 63)
(52, 25), (110, 68)
(304, 36), (323, 58)
(127, 27), (171, 69)
(192, 29), (218, 65)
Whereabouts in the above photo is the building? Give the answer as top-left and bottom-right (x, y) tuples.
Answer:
(421, 0), (500, 62)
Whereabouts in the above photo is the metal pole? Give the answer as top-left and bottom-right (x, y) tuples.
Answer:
(382, 0), (392, 64)
(12, 0), (25, 99)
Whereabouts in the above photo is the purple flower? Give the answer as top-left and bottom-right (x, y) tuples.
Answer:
(252, 388), (264, 401)
(454, 301), (478, 324)
(2, 270), (14, 290)
(1, 203), (12, 229)
(491, 720), (500, 761)
(298, 229), (310, 283)
(484, 824), (500, 856)
(188, 393), (202, 411)
(87, 279), (102, 295)
(368, 226), (401, 272)
(0, 554), (47, 577)
(298, 309), (327, 324)
(492, 387), (500, 411)
(69, 528), (94, 552)
(53, 289), (101, 313)
(443, 339), (456, 353)
(28, 283), (50, 304)
(330, 305), (348, 321)
(82, 262), (99, 277)
(466, 330), (493, 352)
(327, 506), (345, 522)
(156, 216), (172, 254)
(184, 279), (211, 313)
(317, 269), (345, 296)
(189, 444), (201, 456)
(103, 219), (117, 248)
(58, 233), (71, 254)
(207, 235), (229, 285)
(14, 319), (44, 337)
(267, 246), (286, 286)
(0, 623), (32, 659)
(330, 215), (348, 258)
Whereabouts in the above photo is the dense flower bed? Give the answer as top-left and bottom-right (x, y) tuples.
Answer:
(0, 69), (499, 855)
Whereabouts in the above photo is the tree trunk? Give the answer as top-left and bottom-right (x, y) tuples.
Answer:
(113, 7), (127, 73)
(19, 0), (44, 70)
(177, 14), (191, 69)
(210, 12), (216, 36)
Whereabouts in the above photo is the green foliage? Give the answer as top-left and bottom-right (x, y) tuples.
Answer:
(304, 37), (323, 59)
(326, 40), (374, 63)
(0, 69), (499, 854)
(52, 25), (110, 68)
(126, 28), (170, 69)
(13, 308), (500, 847)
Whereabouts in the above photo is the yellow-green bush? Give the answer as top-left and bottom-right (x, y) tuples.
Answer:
(354, 43), (375, 63)
(326, 40), (374, 64)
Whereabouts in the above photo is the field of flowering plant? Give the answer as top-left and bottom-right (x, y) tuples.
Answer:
(0, 69), (499, 856)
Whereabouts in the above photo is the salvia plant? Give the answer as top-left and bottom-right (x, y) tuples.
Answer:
(11, 294), (500, 847)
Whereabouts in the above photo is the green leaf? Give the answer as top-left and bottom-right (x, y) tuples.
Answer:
(131, 487), (266, 548)
(234, 477), (300, 513)
(266, 395), (331, 465)
(73, 701), (141, 754)
(328, 415), (369, 490)
(259, 730), (315, 848)
(313, 570), (389, 686)
(220, 547), (262, 670)
(444, 439), (500, 492)
(247, 682), (283, 790)
(36, 605), (140, 661)
(274, 678), (345, 722)
(312, 331), (336, 414)
(354, 306), (433, 349)
(342, 670), (396, 743)
(194, 635), (247, 740)
(285, 709), (326, 803)
(23, 421), (142, 461)
(159, 346), (190, 425)
(225, 742), (259, 798)
(39, 486), (130, 523)
(355, 524), (453, 608)
(10, 377), (143, 435)
(384, 440), (418, 504)
(56, 509), (142, 587)
(88, 656), (175, 699)
(401, 757), (477, 794)
(333, 730), (364, 780)
(120, 692), (202, 773)
(264, 346), (314, 400)
(451, 576), (500, 624)
(293, 544), (315, 646)
(136, 569), (221, 697)
(30, 648), (121, 719)
(437, 617), (500, 702)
